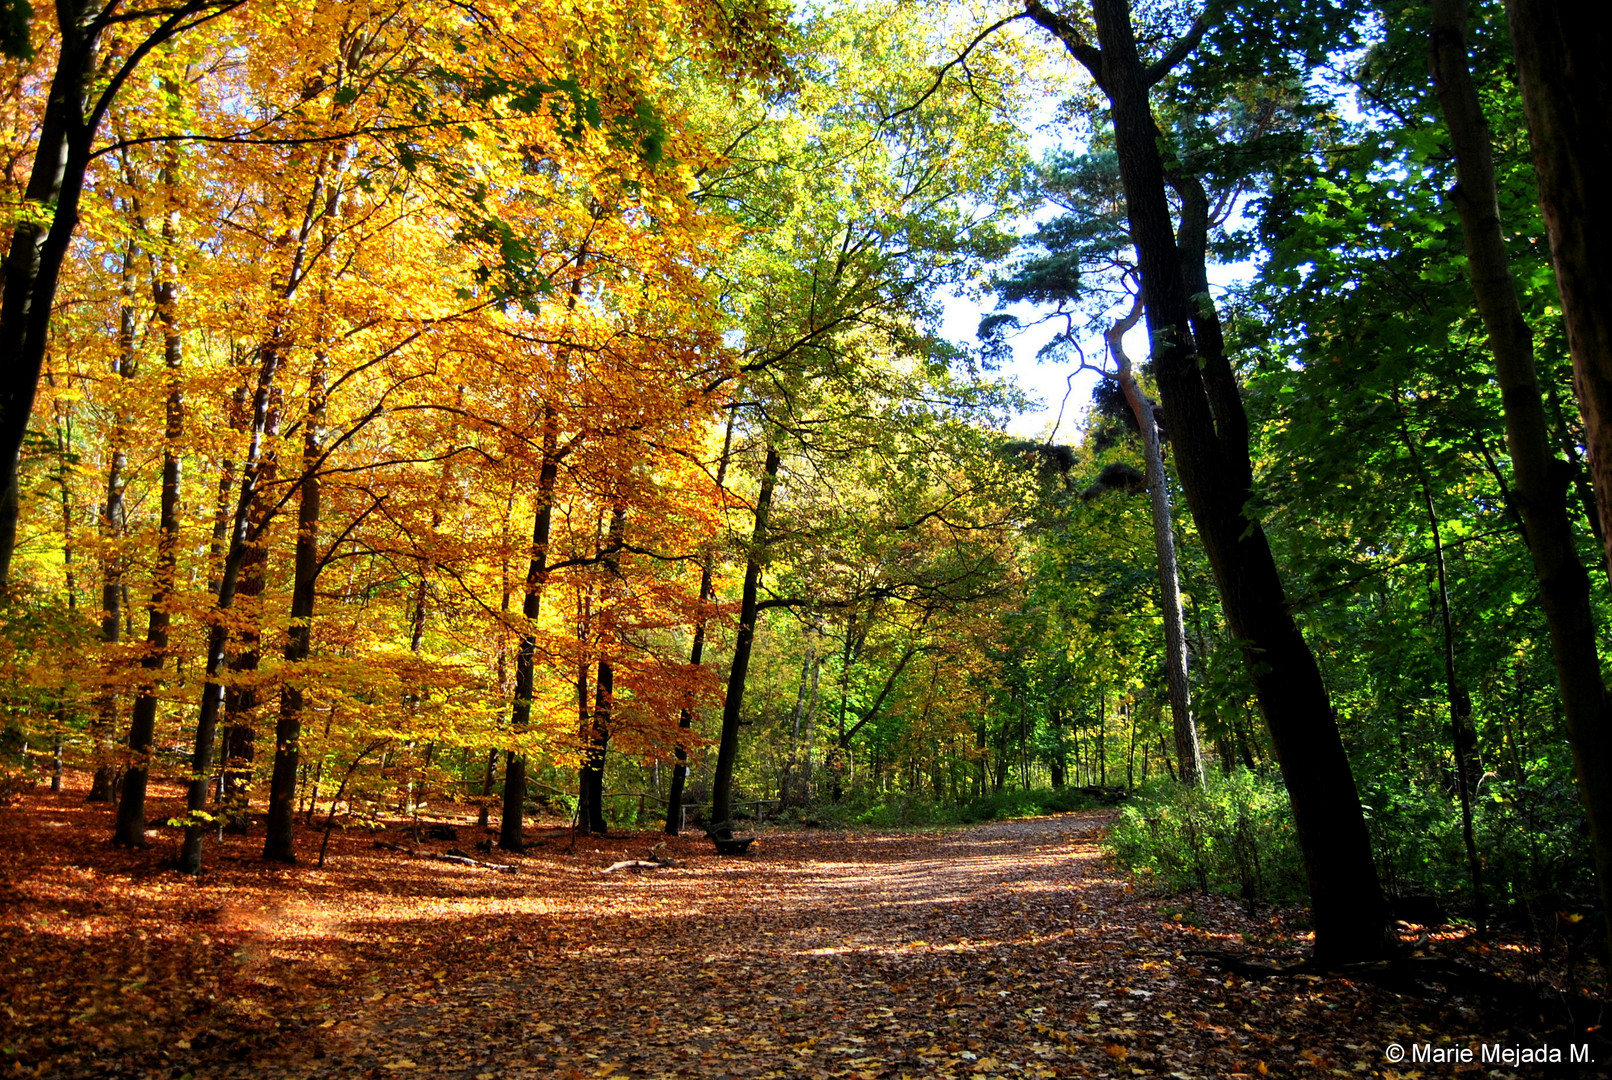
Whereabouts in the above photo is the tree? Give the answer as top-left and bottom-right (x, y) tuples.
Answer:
(1428, 0), (1610, 949)
(0, 0), (243, 588)
(1024, 0), (1389, 961)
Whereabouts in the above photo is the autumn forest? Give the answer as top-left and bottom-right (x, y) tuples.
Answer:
(3, 0), (1611, 1074)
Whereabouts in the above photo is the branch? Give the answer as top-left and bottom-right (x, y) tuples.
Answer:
(1023, 0), (1102, 79)
(882, 12), (1030, 123)
(1144, 3), (1216, 86)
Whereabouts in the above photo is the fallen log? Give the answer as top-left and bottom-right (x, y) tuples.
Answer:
(601, 844), (675, 873)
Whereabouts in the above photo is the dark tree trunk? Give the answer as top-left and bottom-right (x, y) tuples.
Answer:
(1027, 0), (1388, 960)
(0, 0), (240, 587)
(220, 398), (280, 830)
(1502, 0), (1612, 574)
(498, 408), (561, 852)
(178, 336), (284, 874)
(0, 5), (98, 588)
(114, 204), (184, 848)
(710, 445), (781, 824)
(262, 340), (327, 862)
(666, 411), (735, 834)
(178, 158), (330, 875)
(1049, 705), (1066, 788)
(1429, 0), (1605, 945)
(577, 505), (626, 836)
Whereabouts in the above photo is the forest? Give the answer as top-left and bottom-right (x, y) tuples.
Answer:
(2, 0), (1611, 1072)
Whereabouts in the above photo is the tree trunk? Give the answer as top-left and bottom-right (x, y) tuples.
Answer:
(1502, 0), (1612, 575)
(1428, 0), (1608, 944)
(178, 336), (284, 874)
(0, 0), (231, 586)
(220, 396), (281, 830)
(1109, 301), (1203, 787)
(113, 201), (184, 848)
(87, 244), (139, 802)
(178, 156), (331, 874)
(1049, 704), (1066, 788)
(578, 505), (626, 836)
(262, 339), (327, 861)
(710, 444), (781, 824)
(498, 407), (561, 852)
(1027, 0), (1389, 961)
(666, 411), (736, 834)
(780, 627), (817, 808)
(0, 4), (99, 588)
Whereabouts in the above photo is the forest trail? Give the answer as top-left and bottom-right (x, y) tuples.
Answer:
(4, 792), (1592, 1078)
(267, 814), (1124, 1080)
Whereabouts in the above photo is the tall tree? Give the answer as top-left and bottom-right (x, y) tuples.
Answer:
(1024, 0), (1389, 960)
(1428, 0), (1612, 951)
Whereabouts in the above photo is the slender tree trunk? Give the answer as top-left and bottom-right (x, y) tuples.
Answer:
(178, 158), (331, 875)
(87, 244), (139, 802)
(498, 407), (562, 852)
(1407, 426), (1486, 935)
(51, 405), (78, 610)
(780, 627), (817, 808)
(666, 411), (736, 834)
(800, 642), (821, 803)
(178, 338), (284, 874)
(578, 504), (626, 836)
(262, 343), (327, 861)
(1097, 694), (1106, 787)
(1049, 704), (1066, 788)
(1027, 0), (1388, 961)
(220, 397), (280, 829)
(1426, 0), (1604, 943)
(113, 202), (184, 848)
(1109, 301), (1204, 787)
(711, 444), (781, 824)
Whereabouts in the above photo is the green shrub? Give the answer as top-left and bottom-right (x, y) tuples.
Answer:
(1107, 769), (1306, 908)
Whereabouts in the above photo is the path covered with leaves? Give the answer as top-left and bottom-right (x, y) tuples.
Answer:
(3, 784), (1604, 1079)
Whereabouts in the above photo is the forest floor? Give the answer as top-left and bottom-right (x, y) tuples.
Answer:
(3, 777), (1608, 1080)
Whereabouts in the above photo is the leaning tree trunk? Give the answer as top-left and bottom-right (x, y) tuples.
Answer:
(113, 201), (184, 849)
(1430, 0), (1608, 950)
(498, 407), (561, 852)
(1108, 299), (1203, 787)
(1026, 0), (1388, 961)
(0, 0), (235, 586)
(710, 445), (781, 824)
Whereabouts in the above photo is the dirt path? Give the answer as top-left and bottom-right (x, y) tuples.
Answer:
(271, 815), (1125, 1080)
(5, 793), (1600, 1078)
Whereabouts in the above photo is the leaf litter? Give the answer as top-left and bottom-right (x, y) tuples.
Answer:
(3, 779), (1607, 1079)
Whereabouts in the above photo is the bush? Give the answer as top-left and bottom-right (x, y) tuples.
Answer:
(1107, 769), (1306, 909)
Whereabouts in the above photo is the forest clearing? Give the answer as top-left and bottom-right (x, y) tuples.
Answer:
(5, 0), (1612, 1073)
(5, 776), (1605, 1080)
